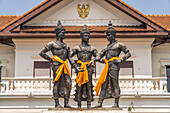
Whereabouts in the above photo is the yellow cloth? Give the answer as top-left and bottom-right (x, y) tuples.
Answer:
(94, 57), (120, 96)
(75, 60), (90, 87)
(52, 55), (71, 82)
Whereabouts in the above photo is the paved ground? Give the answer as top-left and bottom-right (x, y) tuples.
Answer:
(0, 109), (46, 113)
(0, 109), (129, 113)
(0, 108), (170, 113)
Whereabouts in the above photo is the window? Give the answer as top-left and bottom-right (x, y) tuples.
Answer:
(33, 61), (51, 77)
(120, 61), (134, 78)
(166, 66), (170, 77)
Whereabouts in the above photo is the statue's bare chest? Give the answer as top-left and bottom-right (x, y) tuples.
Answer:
(51, 41), (68, 58)
(105, 43), (121, 59)
(77, 45), (92, 61)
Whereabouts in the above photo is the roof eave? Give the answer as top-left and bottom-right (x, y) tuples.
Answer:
(0, 31), (168, 38)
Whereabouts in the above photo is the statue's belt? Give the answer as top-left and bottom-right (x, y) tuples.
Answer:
(94, 57), (120, 96)
(75, 60), (90, 87)
(52, 55), (71, 82)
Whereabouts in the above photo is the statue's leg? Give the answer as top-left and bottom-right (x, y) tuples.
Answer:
(64, 74), (72, 108)
(94, 98), (103, 108)
(78, 101), (81, 109)
(77, 85), (82, 109)
(110, 70), (120, 108)
(114, 97), (120, 108)
(82, 84), (87, 98)
(87, 82), (92, 109)
(95, 74), (109, 108)
(54, 98), (62, 108)
(94, 80), (108, 108)
(87, 101), (91, 109)
(52, 65), (62, 108)
(86, 69), (92, 109)
(53, 81), (62, 108)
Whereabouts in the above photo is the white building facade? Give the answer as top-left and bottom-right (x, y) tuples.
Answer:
(0, 0), (169, 112)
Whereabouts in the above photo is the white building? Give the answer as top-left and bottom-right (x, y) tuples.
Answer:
(0, 0), (170, 112)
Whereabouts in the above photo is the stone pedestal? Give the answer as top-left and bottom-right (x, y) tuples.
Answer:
(42, 108), (128, 113)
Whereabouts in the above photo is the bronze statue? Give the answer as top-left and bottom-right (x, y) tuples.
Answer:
(70, 25), (98, 109)
(39, 21), (81, 108)
(89, 21), (131, 108)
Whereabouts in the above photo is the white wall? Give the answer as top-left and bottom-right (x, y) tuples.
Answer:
(152, 43), (170, 77)
(0, 93), (170, 112)
(13, 37), (154, 78)
(0, 44), (15, 77)
(118, 38), (154, 78)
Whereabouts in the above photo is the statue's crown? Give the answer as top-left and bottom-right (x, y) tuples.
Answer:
(106, 21), (116, 33)
(55, 21), (65, 34)
(80, 25), (89, 34)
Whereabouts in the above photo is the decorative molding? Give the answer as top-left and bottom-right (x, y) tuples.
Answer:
(24, 0), (141, 26)
(0, 59), (8, 77)
(159, 58), (170, 77)
(30, 19), (141, 26)
(0, 59), (8, 66)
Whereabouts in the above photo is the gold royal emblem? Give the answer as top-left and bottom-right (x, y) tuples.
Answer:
(77, 3), (90, 19)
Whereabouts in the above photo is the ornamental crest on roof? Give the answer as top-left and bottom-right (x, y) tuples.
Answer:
(77, 3), (90, 19)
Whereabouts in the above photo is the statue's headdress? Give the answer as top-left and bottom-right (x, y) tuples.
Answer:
(80, 25), (90, 38)
(54, 21), (65, 36)
(106, 21), (116, 35)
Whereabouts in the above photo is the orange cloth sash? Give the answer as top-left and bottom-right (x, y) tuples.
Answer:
(94, 57), (120, 96)
(75, 60), (90, 87)
(53, 55), (71, 82)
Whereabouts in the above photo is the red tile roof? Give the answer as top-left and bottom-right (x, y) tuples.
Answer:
(0, 0), (49, 31)
(117, 0), (168, 31)
(0, 0), (168, 33)
(147, 14), (170, 31)
(0, 15), (21, 29)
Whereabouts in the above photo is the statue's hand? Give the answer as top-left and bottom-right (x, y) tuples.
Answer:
(88, 60), (94, 66)
(113, 59), (121, 64)
(49, 58), (53, 63)
(75, 67), (84, 73)
(99, 59), (105, 64)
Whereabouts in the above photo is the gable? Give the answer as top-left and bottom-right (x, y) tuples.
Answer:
(24, 0), (141, 26)
(0, 0), (168, 37)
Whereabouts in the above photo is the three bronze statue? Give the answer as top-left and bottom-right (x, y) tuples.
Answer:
(40, 21), (131, 109)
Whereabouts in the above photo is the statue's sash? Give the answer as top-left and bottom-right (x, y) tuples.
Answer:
(53, 55), (71, 82)
(94, 57), (120, 96)
(75, 60), (90, 87)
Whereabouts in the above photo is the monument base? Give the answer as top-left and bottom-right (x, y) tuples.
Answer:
(43, 107), (127, 113)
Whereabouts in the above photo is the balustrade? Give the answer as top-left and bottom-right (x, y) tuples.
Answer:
(0, 77), (167, 94)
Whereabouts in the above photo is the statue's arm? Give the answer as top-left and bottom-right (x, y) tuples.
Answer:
(67, 46), (78, 69)
(93, 47), (106, 62)
(39, 42), (53, 62)
(120, 43), (131, 62)
(70, 46), (78, 58)
(88, 47), (106, 65)
(91, 46), (98, 57)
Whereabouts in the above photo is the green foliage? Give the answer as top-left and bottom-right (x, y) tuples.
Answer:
(0, 60), (1, 68)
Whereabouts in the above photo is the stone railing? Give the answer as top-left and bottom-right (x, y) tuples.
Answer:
(119, 78), (167, 93)
(0, 77), (167, 94)
(1, 78), (53, 93)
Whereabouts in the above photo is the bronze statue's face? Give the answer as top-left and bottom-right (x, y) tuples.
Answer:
(82, 32), (89, 43)
(58, 29), (65, 39)
(107, 32), (115, 41)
